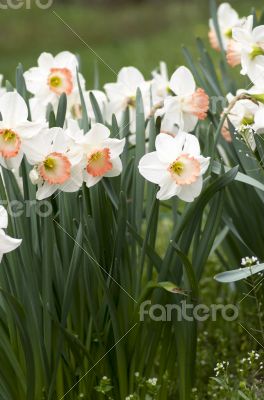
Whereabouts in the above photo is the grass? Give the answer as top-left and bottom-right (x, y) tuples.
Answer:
(1, 0), (264, 87)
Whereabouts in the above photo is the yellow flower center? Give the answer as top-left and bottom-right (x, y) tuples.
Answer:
(90, 151), (103, 162)
(127, 96), (136, 107)
(170, 160), (184, 175)
(250, 45), (264, 60)
(44, 157), (56, 170)
(241, 115), (254, 125)
(2, 129), (17, 142)
(49, 76), (62, 88)
(224, 28), (233, 39)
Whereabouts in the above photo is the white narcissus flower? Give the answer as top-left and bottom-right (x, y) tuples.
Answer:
(222, 91), (260, 142)
(159, 66), (209, 133)
(151, 62), (170, 102)
(139, 132), (210, 202)
(76, 123), (125, 188)
(0, 92), (44, 170)
(232, 16), (264, 85)
(68, 90), (108, 122)
(208, 2), (244, 51)
(104, 67), (150, 132)
(24, 51), (85, 107)
(25, 127), (83, 200)
(0, 206), (22, 262)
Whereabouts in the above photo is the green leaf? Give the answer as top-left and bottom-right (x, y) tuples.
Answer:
(56, 93), (67, 128)
(89, 91), (104, 123)
(16, 63), (31, 121)
(134, 89), (145, 231)
(212, 161), (264, 192)
(0, 289), (35, 400)
(215, 263), (264, 283)
(77, 68), (89, 132)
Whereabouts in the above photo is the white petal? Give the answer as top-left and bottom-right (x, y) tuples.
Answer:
(0, 206), (8, 229)
(60, 165), (83, 192)
(156, 132), (186, 163)
(29, 97), (47, 122)
(3, 152), (24, 170)
(38, 52), (54, 69)
(183, 134), (201, 156)
(161, 97), (182, 129)
(83, 171), (102, 188)
(23, 129), (53, 164)
(197, 156), (210, 175)
(253, 108), (264, 131)
(252, 26), (264, 43)
(177, 177), (203, 202)
(117, 67), (145, 91)
(218, 3), (239, 27)
(232, 26), (252, 45)
(104, 138), (125, 158)
(104, 82), (127, 102)
(104, 157), (123, 177)
(54, 51), (79, 71)
(36, 182), (58, 200)
(247, 58), (264, 86)
(81, 123), (110, 146)
(52, 128), (68, 153)
(17, 121), (45, 140)
(24, 68), (48, 96)
(169, 66), (196, 96)
(0, 92), (28, 126)
(182, 113), (198, 132)
(138, 151), (167, 184)
(0, 229), (22, 254)
(157, 176), (180, 200)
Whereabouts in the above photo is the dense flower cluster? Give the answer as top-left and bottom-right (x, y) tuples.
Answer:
(0, 50), (212, 205)
(208, 3), (264, 142)
(1, 1), (264, 260)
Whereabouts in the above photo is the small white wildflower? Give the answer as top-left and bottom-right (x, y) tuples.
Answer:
(241, 256), (259, 267)
(147, 377), (158, 386)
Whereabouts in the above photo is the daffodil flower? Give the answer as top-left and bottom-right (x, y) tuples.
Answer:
(0, 92), (44, 170)
(68, 89), (107, 122)
(233, 15), (264, 85)
(222, 90), (260, 142)
(104, 67), (150, 133)
(139, 132), (210, 201)
(24, 51), (85, 108)
(0, 206), (21, 262)
(151, 62), (170, 102)
(208, 2), (245, 51)
(26, 127), (83, 200)
(76, 123), (125, 188)
(159, 66), (209, 133)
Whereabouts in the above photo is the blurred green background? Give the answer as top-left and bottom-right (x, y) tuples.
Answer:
(0, 0), (263, 87)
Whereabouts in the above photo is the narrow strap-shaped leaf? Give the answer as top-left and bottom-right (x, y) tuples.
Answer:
(56, 93), (67, 128)
(215, 262), (264, 283)
(77, 67), (89, 133)
(16, 63), (32, 121)
(89, 91), (104, 123)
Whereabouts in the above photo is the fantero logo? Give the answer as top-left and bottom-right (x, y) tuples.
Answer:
(0, 0), (53, 9)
